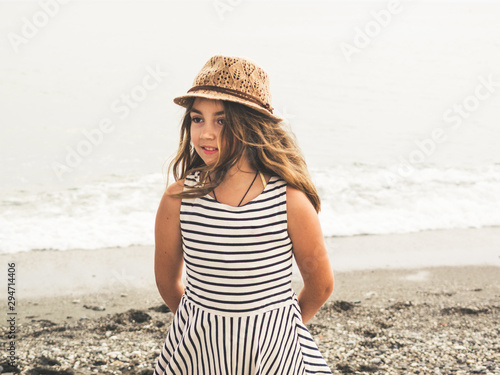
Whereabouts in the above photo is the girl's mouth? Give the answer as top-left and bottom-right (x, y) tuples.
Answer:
(202, 146), (218, 155)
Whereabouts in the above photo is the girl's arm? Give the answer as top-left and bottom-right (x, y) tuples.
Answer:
(287, 186), (334, 324)
(154, 180), (185, 314)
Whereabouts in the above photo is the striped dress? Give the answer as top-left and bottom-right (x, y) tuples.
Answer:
(154, 172), (332, 375)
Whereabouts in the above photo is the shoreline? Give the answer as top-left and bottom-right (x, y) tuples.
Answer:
(1, 226), (498, 301)
(324, 225), (500, 271)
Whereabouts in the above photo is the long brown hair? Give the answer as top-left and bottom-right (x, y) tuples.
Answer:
(168, 98), (321, 212)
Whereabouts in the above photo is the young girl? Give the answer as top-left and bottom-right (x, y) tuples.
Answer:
(154, 55), (334, 374)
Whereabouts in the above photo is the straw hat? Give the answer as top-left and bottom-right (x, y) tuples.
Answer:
(173, 55), (281, 121)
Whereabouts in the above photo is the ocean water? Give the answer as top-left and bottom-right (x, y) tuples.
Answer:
(1, 1), (500, 254)
(2, 164), (500, 254)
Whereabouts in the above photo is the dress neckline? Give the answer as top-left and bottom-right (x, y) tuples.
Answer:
(202, 174), (276, 208)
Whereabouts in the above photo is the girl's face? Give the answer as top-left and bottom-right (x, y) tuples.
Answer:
(190, 98), (225, 166)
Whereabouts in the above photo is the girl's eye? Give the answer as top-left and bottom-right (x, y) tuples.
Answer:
(191, 117), (202, 123)
(217, 118), (225, 125)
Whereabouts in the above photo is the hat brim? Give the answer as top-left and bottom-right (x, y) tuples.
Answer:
(173, 90), (282, 122)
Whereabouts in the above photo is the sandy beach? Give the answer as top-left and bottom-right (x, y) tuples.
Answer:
(1, 227), (499, 374)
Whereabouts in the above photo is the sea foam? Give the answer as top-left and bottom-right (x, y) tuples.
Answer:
(1, 164), (499, 254)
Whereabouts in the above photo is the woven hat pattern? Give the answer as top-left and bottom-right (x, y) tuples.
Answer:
(173, 55), (279, 120)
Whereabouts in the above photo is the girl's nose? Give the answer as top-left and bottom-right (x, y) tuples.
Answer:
(201, 122), (217, 139)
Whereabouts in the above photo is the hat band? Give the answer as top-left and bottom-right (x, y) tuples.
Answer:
(187, 85), (274, 113)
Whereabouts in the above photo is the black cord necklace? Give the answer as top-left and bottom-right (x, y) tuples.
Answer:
(210, 170), (259, 207)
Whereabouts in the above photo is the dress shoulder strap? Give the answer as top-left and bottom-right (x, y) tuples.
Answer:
(259, 171), (267, 188)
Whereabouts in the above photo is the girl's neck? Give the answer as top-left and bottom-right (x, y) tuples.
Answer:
(205, 156), (262, 207)
(225, 157), (256, 180)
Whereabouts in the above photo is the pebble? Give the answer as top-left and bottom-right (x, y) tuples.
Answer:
(365, 291), (378, 299)
(83, 305), (106, 311)
(106, 352), (121, 358)
(371, 358), (382, 365)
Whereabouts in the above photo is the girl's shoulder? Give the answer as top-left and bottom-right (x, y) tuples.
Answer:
(286, 185), (314, 211)
(157, 179), (184, 220)
(165, 179), (185, 196)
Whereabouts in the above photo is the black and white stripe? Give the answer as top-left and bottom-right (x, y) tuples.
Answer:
(154, 172), (332, 374)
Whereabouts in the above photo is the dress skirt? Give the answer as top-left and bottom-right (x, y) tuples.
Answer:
(154, 293), (332, 375)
